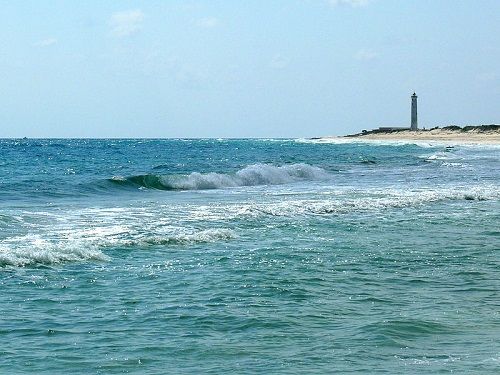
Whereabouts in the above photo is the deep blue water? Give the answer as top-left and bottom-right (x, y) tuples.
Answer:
(0, 138), (499, 374)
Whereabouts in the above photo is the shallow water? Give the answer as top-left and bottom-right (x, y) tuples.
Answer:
(0, 139), (499, 373)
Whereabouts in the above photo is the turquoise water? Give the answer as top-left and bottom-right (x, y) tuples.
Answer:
(0, 138), (499, 374)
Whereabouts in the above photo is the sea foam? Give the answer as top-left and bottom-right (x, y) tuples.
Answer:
(216, 185), (500, 218)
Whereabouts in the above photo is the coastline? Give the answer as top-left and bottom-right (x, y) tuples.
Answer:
(323, 126), (500, 145)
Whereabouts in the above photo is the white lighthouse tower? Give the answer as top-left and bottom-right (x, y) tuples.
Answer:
(411, 92), (418, 131)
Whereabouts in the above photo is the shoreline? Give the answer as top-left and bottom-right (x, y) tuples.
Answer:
(323, 126), (500, 145)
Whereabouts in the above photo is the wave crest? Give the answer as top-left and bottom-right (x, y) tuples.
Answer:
(109, 163), (329, 191)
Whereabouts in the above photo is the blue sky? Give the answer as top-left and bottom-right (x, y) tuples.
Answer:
(1, 0), (499, 138)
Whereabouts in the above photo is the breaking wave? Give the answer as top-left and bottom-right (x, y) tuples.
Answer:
(0, 228), (237, 267)
(120, 228), (237, 246)
(0, 237), (109, 267)
(108, 163), (330, 191)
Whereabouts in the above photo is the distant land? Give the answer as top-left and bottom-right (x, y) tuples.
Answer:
(321, 125), (500, 144)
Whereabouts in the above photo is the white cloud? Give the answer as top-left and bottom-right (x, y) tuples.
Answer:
(110, 9), (144, 37)
(355, 49), (378, 60)
(34, 38), (57, 47)
(329, 0), (370, 7)
(270, 54), (289, 69)
(197, 17), (219, 28)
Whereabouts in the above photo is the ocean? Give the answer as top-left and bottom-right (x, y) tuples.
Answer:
(0, 138), (499, 374)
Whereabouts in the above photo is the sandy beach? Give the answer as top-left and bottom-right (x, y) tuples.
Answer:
(323, 128), (500, 145)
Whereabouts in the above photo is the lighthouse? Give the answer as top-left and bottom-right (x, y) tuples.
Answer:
(411, 92), (418, 131)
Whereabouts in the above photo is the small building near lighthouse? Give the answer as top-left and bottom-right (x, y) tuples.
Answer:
(411, 92), (418, 131)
